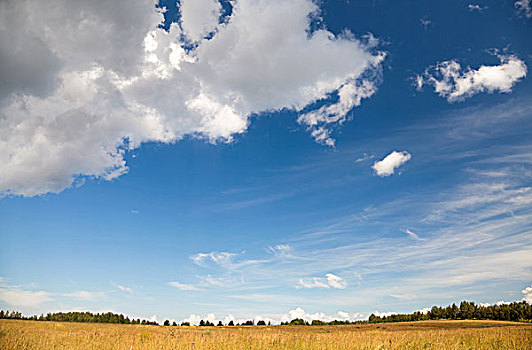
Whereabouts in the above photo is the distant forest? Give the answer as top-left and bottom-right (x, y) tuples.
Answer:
(1, 301), (530, 326)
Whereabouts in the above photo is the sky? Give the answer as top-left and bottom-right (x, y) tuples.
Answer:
(0, 0), (531, 325)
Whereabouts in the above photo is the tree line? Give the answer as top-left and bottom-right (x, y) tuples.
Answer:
(0, 310), (157, 325)
(367, 301), (532, 324)
(1, 300), (530, 326)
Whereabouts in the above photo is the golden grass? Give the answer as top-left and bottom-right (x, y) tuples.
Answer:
(1, 319), (531, 349)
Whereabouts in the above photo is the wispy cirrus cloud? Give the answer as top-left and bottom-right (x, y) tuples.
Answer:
(298, 273), (347, 289)
(168, 281), (203, 291)
(63, 290), (105, 300)
(115, 284), (133, 293)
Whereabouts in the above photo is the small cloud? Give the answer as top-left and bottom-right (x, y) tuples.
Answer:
(373, 311), (396, 317)
(372, 151), (412, 177)
(417, 54), (527, 102)
(522, 285), (532, 303)
(355, 153), (375, 163)
(191, 252), (236, 269)
(468, 4), (487, 12)
(168, 281), (203, 291)
(116, 284), (133, 293)
(515, 0), (532, 18)
(268, 244), (292, 256)
(130, 209), (140, 214)
(326, 273), (348, 289)
(197, 274), (244, 288)
(63, 290), (103, 300)
(420, 18), (431, 29)
(405, 228), (424, 240)
(298, 273), (347, 289)
(414, 75), (424, 91)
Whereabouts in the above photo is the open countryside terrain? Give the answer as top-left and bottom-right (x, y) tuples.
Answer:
(1, 319), (531, 349)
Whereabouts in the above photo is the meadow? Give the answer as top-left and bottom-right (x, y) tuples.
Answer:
(1, 319), (531, 349)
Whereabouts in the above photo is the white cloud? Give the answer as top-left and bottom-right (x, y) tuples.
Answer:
(191, 251), (236, 269)
(297, 77), (382, 146)
(468, 4), (487, 12)
(183, 312), (216, 325)
(224, 313), (236, 325)
(63, 290), (104, 300)
(268, 244), (292, 256)
(420, 18), (431, 29)
(167, 281), (202, 291)
(197, 274), (244, 288)
(355, 153), (374, 163)
(181, 308), (364, 325)
(298, 273), (347, 289)
(0, 0), (384, 196)
(180, 0), (222, 42)
(326, 273), (348, 289)
(515, 0), (532, 18)
(279, 307), (363, 323)
(372, 151), (411, 177)
(405, 228), (423, 240)
(417, 54), (527, 102)
(0, 287), (52, 307)
(522, 285), (532, 303)
(115, 284), (133, 293)
(373, 311), (396, 317)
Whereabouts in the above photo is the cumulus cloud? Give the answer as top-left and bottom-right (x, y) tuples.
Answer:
(182, 308), (364, 325)
(180, 0), (222, 42)
(515, 0), (532, 18)
(297, 76), (382, 146)
(522, 285), (532, 303)
(0, 0), (384, 196)
(372, 151), (411, 177)
(298, 273), (347, 289)
(279, 307), (363, 323)
(416, 54), (527, 102)
(183, 312), (216, 325)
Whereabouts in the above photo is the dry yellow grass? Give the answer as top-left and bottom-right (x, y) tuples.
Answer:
(1, 319), (531, 349)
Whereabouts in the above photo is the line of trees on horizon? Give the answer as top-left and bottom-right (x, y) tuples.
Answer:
(1, 300), (530, 326)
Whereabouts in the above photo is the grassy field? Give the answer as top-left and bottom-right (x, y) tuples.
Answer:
(1, 319), (531, 349)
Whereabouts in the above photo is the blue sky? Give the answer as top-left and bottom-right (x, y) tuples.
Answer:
(0, 0), (531, 324)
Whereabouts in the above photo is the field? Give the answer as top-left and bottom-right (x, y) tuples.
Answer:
(1, 319), (531, 349)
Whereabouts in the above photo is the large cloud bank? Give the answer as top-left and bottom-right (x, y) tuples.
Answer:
(0, 0), (384, 196)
